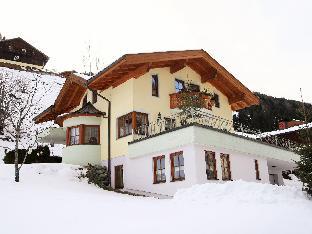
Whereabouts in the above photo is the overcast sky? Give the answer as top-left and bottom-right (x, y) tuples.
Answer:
(1, 0), (311, 103)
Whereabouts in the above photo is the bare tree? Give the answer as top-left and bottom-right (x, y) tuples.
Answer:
(0, 69), (51, 182)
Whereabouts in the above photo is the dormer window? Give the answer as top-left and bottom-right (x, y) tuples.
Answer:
(22, 48), (27, 54)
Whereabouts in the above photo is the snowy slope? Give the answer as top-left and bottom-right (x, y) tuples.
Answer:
(0, 67), (65, 160)
(0, 164), (311, 234)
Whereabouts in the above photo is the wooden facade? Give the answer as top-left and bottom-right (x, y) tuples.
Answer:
(0, 37), (49, 68)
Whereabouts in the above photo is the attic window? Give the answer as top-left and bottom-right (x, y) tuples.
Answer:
(152, 75), (159, 97)
(213, 94), (220, 108)
(175, 79), (185, 93)
(22, 49), (27, 54)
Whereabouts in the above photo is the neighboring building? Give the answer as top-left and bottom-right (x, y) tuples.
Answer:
(0, 36), (49, 70)
(258, 120), (312, 145)
(35, 50), (299, 196)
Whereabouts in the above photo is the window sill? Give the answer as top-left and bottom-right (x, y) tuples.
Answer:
(207, 178), (219, 181)
(171, 178), (185, 182)
(153, 180), (166, 184)
(67, 144), (100, 147)
(117, 134), (132, 140)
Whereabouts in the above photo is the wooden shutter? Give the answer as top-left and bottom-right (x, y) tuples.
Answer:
(66, 127), (70, 146)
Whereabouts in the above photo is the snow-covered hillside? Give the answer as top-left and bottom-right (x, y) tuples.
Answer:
(0, 67), (65, 160)
(0, 164), (311, 234)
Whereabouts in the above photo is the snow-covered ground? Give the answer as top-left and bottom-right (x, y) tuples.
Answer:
(0, 164), (311, 234)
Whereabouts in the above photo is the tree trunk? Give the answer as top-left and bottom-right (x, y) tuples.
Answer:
(14, 134), (19, 182)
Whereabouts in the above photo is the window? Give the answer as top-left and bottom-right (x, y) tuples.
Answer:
(117, 112), (148, 138)
(213, 94), (220, 108)
(92, 91), (97, 104)
(135, 112), (148, 135)
(69, 127), (80, 145)
(220, 153), (231, 180)
(84, 126), (100, 144)
(170, 151), (185, 181)
(66, 125), (100, 146)
(153, 156), (166, 183)
(205, 151), (217, 180)
(175, 79), (185, 93)
(152, 75), (159, 97)
(117, 113), (133, 138)
(255, 160), (261, 180)
(164, 117), (175, 131)
(83, 95), (87, 106)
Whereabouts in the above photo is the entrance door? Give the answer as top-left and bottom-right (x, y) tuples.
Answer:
(115, 165), (124, 189)
(269, 174), (279, 185)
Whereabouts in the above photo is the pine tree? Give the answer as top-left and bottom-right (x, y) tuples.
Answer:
(295, 129), (312, 197)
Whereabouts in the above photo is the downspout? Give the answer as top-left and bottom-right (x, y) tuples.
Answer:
(86, 85), (112, 187)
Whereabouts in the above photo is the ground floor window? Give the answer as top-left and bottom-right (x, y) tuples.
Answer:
(69, 126), (80, 145)
(153, 156), (166, 183)
(220, 153), (231, 180)
(205, 151), (217, 180)
(67, 125), (100, 146)
(255, 159), (261, 180)
(170, 151), (185, 181)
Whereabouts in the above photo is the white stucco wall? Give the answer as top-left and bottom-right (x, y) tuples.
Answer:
(124, 143), (270, 196)
(125, 125), (298, 195)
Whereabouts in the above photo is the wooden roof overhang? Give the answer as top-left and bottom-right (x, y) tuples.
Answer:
(34, 72), (87, 124)
(88, 50), (259, 111)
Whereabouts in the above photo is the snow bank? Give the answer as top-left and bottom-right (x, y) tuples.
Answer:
(174, 180), (307, 204)
(1, 164), (312, 234)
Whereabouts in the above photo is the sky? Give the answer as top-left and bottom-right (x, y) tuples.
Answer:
(1, 0), (312, 103)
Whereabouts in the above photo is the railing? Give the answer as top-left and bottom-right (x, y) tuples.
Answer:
(133, 110), (299, 151)
(133, 110), (233, 141)
(169, 92), (214, 110)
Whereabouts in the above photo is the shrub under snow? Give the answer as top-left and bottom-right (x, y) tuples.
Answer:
(174, 180), (308, 203)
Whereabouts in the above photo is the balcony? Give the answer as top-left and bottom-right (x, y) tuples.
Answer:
(169, 92), (214, 110)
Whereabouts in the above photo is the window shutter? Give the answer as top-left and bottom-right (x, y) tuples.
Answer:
(79, 125), (84, 144)
(213, 154), (217, 179)
(227, 155), (232, 180)
(66, 128), (70, 146)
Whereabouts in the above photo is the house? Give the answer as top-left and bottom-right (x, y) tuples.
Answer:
(35, 50), (300, 196)
(0, 36), (49, 70)
(258, 120), (312, 146)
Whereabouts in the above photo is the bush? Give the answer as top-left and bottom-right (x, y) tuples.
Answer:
(3, 145), (62, 164)
(79, 164), (109, 189)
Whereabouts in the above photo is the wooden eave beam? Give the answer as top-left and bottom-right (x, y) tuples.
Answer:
(229, 93), (246, 105)
(124, 51), (203, 65)
(112, 63), (150, 88)
(170, 61), (186, 74)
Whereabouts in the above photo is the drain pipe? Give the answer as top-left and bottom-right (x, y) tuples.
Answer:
(86, 85), (112, 187)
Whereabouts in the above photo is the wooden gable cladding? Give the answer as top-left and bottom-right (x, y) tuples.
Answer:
(88, 50), (259, 111)
(34, 72), (88, 124)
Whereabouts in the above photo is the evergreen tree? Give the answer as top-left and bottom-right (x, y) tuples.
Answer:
(295, 129), (312, 197)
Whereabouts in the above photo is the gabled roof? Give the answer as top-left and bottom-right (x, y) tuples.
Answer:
(55, 102), (105, 126)
(0, 37), (49, 66)
(88, 49), (259, 110)
(34, 72), (87, 124)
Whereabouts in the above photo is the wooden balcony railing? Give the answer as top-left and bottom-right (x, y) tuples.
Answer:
(169, 92), (214, 110)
